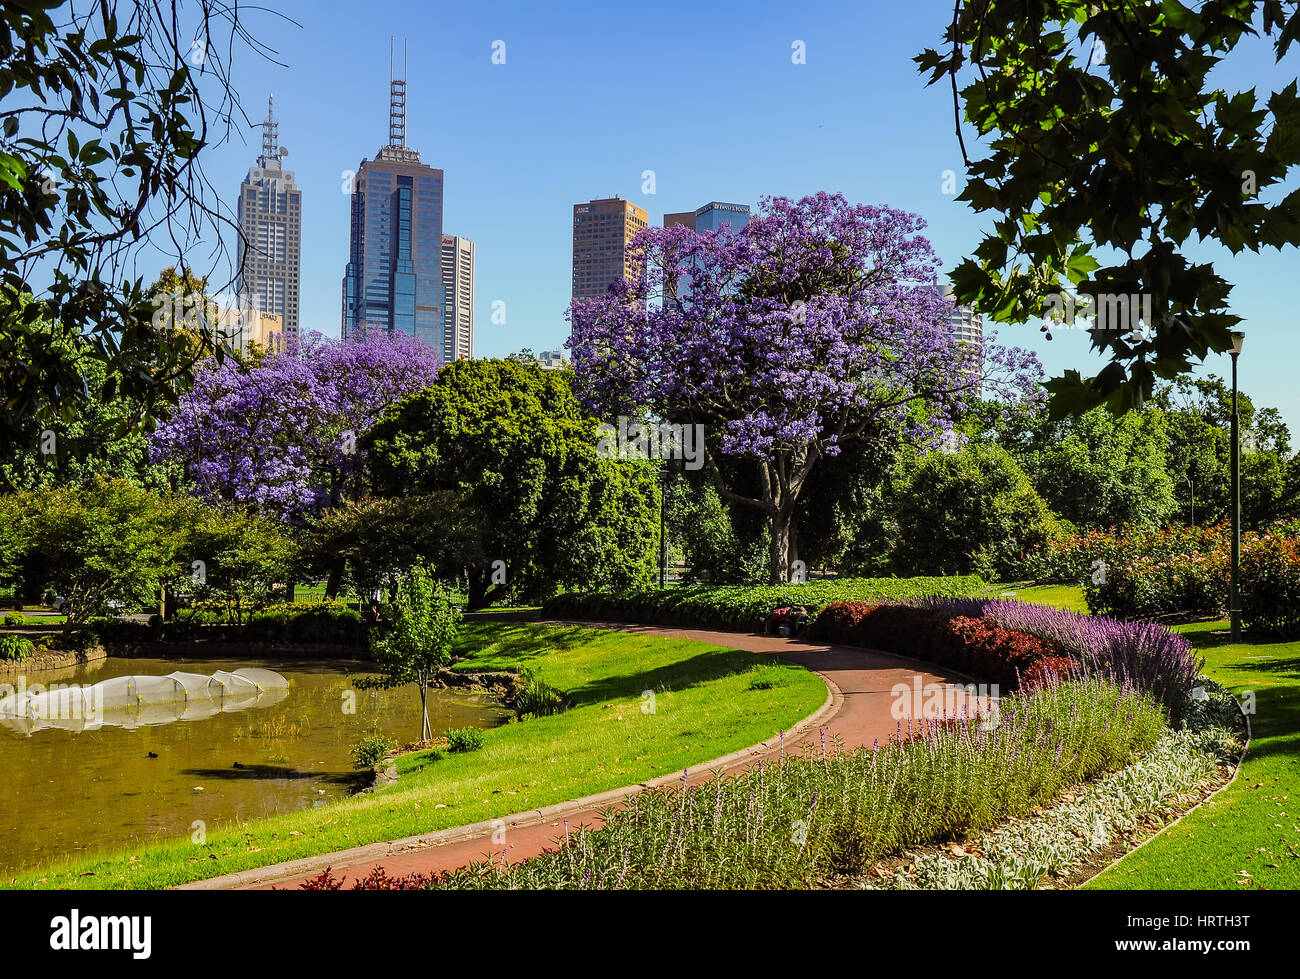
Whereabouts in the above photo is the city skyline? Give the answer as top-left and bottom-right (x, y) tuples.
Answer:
(193, 0), (1299, 431)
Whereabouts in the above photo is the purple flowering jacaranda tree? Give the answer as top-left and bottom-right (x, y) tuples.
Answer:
(567, 192), (1043, 584)
(150, 330), (442, 522)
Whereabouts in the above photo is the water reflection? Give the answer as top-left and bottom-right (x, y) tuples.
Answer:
(0, 654), (510, 877)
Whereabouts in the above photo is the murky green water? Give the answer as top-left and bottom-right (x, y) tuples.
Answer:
(0, 654), (510, 878)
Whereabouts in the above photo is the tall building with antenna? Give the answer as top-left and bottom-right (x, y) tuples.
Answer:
(237, 94), (302, 341)
(341, 38), (450, 349)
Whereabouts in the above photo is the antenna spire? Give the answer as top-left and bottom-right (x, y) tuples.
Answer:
(260, 93), (280, 164)
(388, 36), (407, 148)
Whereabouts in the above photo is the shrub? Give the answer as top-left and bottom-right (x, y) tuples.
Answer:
(542, 576), (985, 632)
(892, 445), (1061, 580)
(915, 596), (1201, 709)
(512, 668), (569, 719)
(1020, 655), (1077, 692)
(809, 603), (1056, 690)
(428, 677), (1164, 890)
(445, 726), (486, 753)
(3, 610), (25, 627)
(245, 601), (364, 645)
(350, 735), (397, 771)
(0, 635), (34, 661)
(1240, 533), (1300, 637)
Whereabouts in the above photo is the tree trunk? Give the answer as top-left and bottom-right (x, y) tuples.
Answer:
(419, 683), (431, 742)
(789, 517), (801, 581)
(768, 509), (792, 584)
(324, 558), (345, 602)
(467, 573), (489, 612)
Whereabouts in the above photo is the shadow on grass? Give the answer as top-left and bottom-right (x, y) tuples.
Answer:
(450, 624), (603, 665)
(560, 648), (775, 708)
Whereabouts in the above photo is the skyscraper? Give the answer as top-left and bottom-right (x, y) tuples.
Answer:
(238, 96), (301, 340)
(662, 201), (750, 300)
(571, 196), (648, 299)
(663, 201), (750, 234)
(441, 234), (474, 361)
(940, 283), (984, 392)
(341, 41), (445, 347)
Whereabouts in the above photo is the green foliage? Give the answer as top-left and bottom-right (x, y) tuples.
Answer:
(0, 634), (33, 662)
(1030, 409), (1175, 529)
(0, 4), (254, 454)
(0, 480), (188, 631)
(364, 360), (658, 610)
(919, 2), (1300, 414)
(2, 610), (24, 627)
(892, 445), (1060, 580)
(434, 678), (1164, 889)
(362, 565), (461, 741)
(1240, 532), (1300, 638)
(542, 575), (986, 632)
(445, 727), (486, 754)
(511, 667), (569, 719)
(350, 735), (397, 771)
(175, 505), (300, 625)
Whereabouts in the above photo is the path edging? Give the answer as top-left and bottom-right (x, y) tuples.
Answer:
(176, 657), (840, 890)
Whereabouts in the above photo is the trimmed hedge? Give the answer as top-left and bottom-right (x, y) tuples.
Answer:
(808, 603), (1059, 690)
(541, 576), (986, 632)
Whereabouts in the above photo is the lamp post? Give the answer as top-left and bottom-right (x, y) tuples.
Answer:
(659, 461), (668, 589)
(1183, 474), (1195, 525)
(1229, 330), (1245, 641)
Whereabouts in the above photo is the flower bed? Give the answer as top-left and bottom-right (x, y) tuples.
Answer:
(540, 576), (986, 632)
(421, 677), (1161, 890)
(1022, 521), (1300, 636)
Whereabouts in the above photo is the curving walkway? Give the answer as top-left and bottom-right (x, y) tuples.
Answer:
(178, 621), (985, 890)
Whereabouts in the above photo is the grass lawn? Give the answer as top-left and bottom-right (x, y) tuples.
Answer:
(993, 582), (1091, 613)
(1087, 618), (1300, 889)
(6, 621), (824, 890)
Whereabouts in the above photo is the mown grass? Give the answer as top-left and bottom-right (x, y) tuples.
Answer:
(1088, 617), (1300, 890)
(5, 621), (824, 890)
(993, 582), (1091, 613)
(994, 582), (1300, 889)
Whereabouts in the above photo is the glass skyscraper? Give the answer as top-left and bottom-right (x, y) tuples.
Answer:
(341, 54), (445, 346)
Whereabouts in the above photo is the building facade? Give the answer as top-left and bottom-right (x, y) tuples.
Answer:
(441, 234), (474, 361)
(341, 55), (445, 347)
(571, 196), (649, 299)
(238, 96), (301, 340)
(663, 200), (750, 234)
(940, 284), (984, 390)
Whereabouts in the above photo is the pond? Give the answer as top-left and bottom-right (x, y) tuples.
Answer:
(0, 653), (511, 878)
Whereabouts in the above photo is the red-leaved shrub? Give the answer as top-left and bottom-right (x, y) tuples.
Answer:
(1020, 655), (1077, 692)
(809, 601), (1063, 690)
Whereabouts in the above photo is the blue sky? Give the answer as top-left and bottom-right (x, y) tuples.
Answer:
(195, 0), (1300, 431)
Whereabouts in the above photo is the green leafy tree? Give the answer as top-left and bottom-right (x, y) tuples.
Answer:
(360, 565), (460, 742)
(0, 2), (265, 454)
(919, 2), (1300, 414)
(176, 505), (300, 624)
(892, 444), (1061, 580)
(1031, 407), (1176, 529)
(365, 360), (657, 610)
(0, 480), (187, 632)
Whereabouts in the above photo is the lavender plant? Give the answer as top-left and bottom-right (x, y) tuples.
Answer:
(910, 597), (1203, 708)
(428, 677), (1163, 890)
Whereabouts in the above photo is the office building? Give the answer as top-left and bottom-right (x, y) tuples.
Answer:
(237, 96), (301, 340)
(663, 200), (750, 234)
(571, 196), (649, 299)
(441, 234), (474, 361)
(940, 284), (984, 389)
(342, 42), (445, 347)
(662, 201), (750, 300)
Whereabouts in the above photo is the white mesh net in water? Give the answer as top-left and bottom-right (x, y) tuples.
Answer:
(0, 668), (289, 736)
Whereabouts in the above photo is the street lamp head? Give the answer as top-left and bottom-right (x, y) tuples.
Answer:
(1229, 331), (1246, 356)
